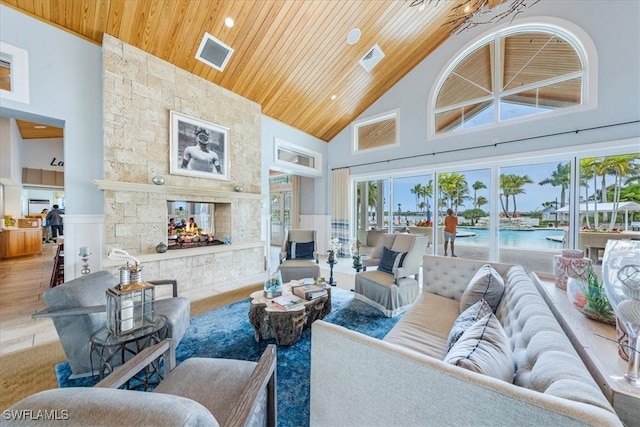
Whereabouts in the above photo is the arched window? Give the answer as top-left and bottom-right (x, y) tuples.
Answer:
(432, 22), (594, 134)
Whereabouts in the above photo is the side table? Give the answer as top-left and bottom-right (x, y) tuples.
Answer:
(90, 315), (168, 389)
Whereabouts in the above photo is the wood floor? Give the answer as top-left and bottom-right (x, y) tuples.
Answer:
(0, 243), (59, 356)
(0, 244), (357, 356)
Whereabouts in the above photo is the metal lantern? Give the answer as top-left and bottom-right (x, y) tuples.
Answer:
(106, 268), (155, 336)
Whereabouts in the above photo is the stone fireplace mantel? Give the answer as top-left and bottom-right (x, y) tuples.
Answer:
(93, 180), (262, 201)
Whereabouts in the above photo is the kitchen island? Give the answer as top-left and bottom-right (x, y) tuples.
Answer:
(0, 227), (43, 259)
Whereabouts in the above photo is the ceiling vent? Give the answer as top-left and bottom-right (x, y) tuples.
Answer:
(359, 44), (385, 72)
(195, 33), (234, 72)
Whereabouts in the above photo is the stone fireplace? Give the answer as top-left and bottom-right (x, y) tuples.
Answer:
(98, 35), (266, 294)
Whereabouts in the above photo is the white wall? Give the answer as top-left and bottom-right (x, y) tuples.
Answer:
(0, 5), (103, 216)
(22, 138), (64, 171)
(327, 0), (640, 175)
(261, 115), (329, 216)
(0, 117), (22, 184)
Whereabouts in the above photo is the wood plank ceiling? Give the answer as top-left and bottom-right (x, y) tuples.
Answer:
(1, 0), (470, 142)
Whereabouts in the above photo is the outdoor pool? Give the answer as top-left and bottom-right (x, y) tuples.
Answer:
(457, 227), (565, 249)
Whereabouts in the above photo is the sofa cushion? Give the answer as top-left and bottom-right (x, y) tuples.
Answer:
(460, 264), (505, 312)
(446, 298), (493, 352)
(383, 293), (459, 359)
(286, 241), (314, 259)
(377, 246), (407, 275)
(444, 313), (514, 383)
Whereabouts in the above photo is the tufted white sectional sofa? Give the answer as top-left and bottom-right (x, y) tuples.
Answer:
(310, 255), (623, 426)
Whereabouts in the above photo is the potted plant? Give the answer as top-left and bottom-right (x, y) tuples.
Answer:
(327, 237), (341, 263)
(567, 266), (615, 325)
(350, 239), (362, 268)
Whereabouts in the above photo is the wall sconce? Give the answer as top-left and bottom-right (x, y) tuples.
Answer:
(79, 246), (91, 275)
(235, 185), (244, 192)
(152, 175), (166, 185)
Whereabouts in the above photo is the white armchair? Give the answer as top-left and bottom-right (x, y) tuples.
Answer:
(5, 340), (277, 426)
(354, 234), (429, 317)
(277, 229), (320, 283)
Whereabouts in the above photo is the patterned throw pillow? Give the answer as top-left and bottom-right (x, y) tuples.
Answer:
(286, 241), (314, 260)
(459, 264), (505, 312)
(444, 313), (514, 383)
(377, 246), (407, 275)
(446, 299), (493, 352)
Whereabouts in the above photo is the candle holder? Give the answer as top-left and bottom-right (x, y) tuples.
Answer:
(79, 247), (91, 275)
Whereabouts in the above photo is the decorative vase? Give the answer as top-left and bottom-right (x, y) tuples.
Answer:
(553, 252), (591, 290)
(264, 270), (283, 298)
(566, 277), (587, 308)
(602, 239), (640, 388)
(155, 242), (168, 253)
(328, 252), (335, 263)
(617, 317), (630, 361)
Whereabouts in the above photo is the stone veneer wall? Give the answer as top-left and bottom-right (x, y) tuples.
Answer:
(100, 35), (265, 293)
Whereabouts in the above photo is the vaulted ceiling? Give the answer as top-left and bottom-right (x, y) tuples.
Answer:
(0, 0), (485, 142)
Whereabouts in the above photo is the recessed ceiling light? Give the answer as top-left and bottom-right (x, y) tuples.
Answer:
(347, 28), (361, 45)
(224, 17), (234, 28)
(34, 125), (47, 129)
(330, 95), (337, 101)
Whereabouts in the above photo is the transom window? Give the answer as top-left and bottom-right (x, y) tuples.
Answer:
(433, 25), (588, 134)
(352, 109), (399, 152)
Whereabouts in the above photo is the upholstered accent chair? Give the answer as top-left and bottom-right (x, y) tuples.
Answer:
(6, 340), (277, 426)
(354, 234), (429, 317)
(33, 270), (190, 378)
(278, 229), (320, 283)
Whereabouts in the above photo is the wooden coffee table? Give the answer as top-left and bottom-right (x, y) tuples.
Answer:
(248, 281), (331, 346)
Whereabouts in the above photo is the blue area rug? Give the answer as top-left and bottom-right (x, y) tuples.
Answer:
(55, 288), (401, 426)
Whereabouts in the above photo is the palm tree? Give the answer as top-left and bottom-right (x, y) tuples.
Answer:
(500, 174), (533, 217)
(410, 184), (423, 216)
(580, 158), (595, 228)
(509, 174), (534, 217)
(472, 180), (487, 209)
(538, 162), (570, 208)
(420, 180), (434, 220)
(368, 181), (378, 224)
(499, 174), (514, 217)
(476, 196), (488, 211)
(607, 154), (640, 229)
(439, 173), (468, 213)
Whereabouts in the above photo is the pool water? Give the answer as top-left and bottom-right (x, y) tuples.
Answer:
(457, 228), (565, 249)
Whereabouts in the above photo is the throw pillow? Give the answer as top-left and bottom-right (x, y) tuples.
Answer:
(286, 241), (314, 260)
(444, 313), (514, 383)
(377, 246), (408, 275)
(459, 264), (505, 313)
(446, 299), (493, 352)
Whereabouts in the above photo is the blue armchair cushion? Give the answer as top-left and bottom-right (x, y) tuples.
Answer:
(286, 241), (315, 260)
(377, 246), (407, 275)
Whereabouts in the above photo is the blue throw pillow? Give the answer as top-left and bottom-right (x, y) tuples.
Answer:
(377, 246), (407, 275)
(287, 241), (315, 260)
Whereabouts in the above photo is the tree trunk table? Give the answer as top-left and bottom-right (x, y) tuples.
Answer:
(248, 283), (331, 346)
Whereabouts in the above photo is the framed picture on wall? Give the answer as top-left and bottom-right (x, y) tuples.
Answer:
(169, 110), (229, 181)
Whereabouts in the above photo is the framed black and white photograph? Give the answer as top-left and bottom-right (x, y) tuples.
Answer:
(169, 110), (229, 181)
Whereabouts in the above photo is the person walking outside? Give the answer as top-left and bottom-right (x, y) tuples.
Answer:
(444, 208), (458, 257)
(46, 204), (64, 242)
